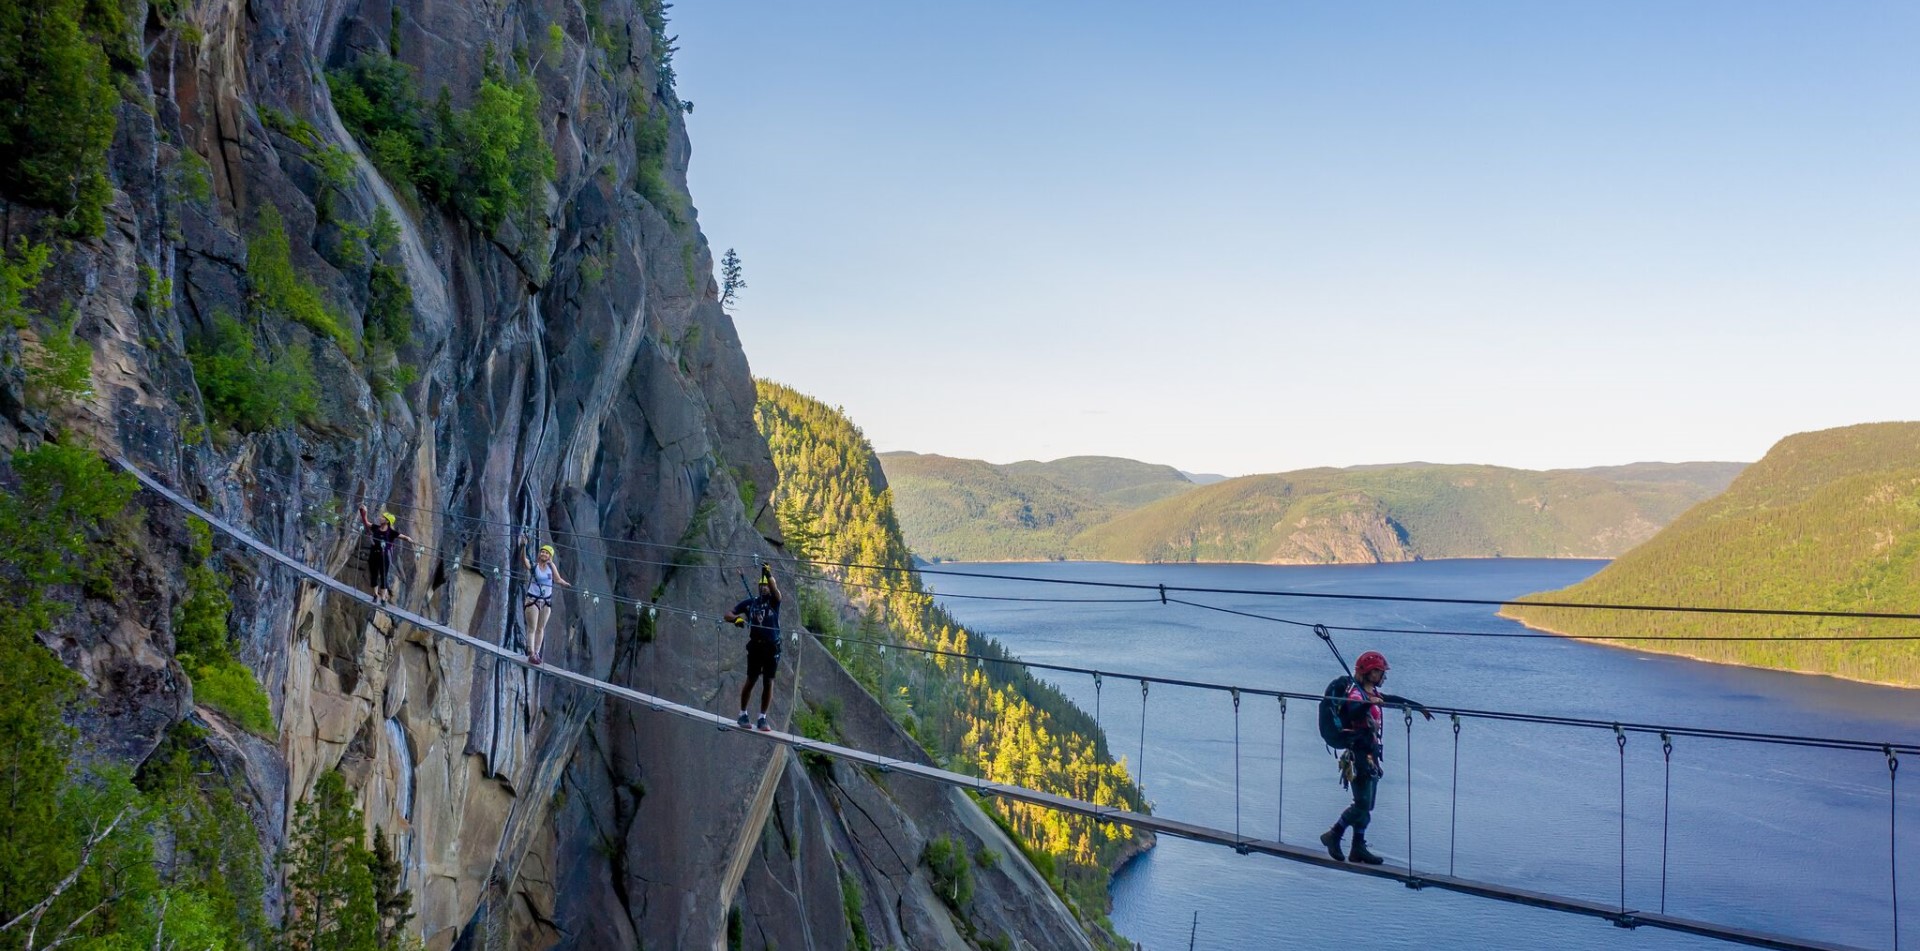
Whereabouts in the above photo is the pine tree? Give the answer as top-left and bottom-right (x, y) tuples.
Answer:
(720, 247), (745, 307)
(369, 829), (414, 949)
(282, 771), (379, 951)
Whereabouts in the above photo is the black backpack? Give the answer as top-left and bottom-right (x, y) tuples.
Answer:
(1318, 675), (1357, 749)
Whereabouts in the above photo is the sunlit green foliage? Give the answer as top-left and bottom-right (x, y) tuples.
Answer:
(1, 239), (94, 405)
(755, 381), (1143, 940)
(175, 519), (274, 737)
(632, 104), (677, 222)
(330, 55), (553, 234)
(0, 0), (126, 235)
(23, 305), (94, 403)
(248, 205), (350, 348)
(0, 239), (52, 329)
(922, 835), (972, 911)
(458, 73), (554, 231)
(189, 312), (321, 432)
(363, 208), (411, 349)
(1509, 423), (1920, 686)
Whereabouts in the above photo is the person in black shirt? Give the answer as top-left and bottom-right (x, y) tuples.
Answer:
(357, 505), (413, 605)
(725, 565), (782, 732)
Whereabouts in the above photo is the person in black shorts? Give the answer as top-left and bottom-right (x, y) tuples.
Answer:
(357, 504), (413, 605)
(725, 565), (782, 732)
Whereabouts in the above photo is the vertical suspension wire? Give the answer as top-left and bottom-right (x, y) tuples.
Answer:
(1890, 746), (1901, 951)
(1660, 733), (1673, 914)
(1232, 688), (1243, 847)
(1138, 679), (1150, 794)
(1449, 714), (1461, 877)
(1278, 696), (1288, 843)
(1093, 671), (1103, 732)
(1616, 724), (1629, 917)
(1405, 706), (1415, 879)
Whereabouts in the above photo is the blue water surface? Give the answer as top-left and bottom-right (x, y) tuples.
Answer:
(928, 560), (1919, 951)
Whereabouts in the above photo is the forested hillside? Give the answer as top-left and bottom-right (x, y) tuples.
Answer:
(758, 383), (1149, 943)
(883, 449), (1740, 564)
(880, 452), (1195, 561)
(1076, 462), (1741, 563)
(1507, 423), (1920, 686)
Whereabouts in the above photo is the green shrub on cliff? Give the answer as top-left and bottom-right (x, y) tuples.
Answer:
(175, 519), (275, 737)
(922, 835), (973, 911)
(330, 54), (553, 234)
(0, 0), (127, 236)
(249, 205), (351, 348)
(189, 313), (321, 432)
(2, 238), (96, 406)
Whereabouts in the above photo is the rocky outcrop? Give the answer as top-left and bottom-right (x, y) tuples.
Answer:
(1272, 498), (1414, 564)
(2, 0), (1098, 947)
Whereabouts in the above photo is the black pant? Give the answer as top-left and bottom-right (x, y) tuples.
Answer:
(1341, 770), (1379, 832)
(367, 550), (391, 590)
(746, 639), (780, 682)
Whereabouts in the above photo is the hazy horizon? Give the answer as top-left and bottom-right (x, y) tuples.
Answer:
(873, 443), (1759, 481)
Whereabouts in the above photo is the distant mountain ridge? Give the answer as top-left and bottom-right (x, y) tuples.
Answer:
(878, 453), (1197, 561)
(1505, 422), (1920, 686)
(879, 452), (1743, 563)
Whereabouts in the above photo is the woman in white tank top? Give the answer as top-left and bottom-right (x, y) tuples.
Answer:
(520, 536), (571, 665)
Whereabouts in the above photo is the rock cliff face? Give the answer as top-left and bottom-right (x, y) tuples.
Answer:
(2, 0), (1095, 947)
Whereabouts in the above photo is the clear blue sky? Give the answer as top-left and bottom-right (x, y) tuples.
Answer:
(673, 1), (1919, 476)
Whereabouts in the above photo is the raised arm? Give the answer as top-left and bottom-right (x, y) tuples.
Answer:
(520, 535), (533, 570)
(762, 566), (780, 604)
(358, 503), (373, 530)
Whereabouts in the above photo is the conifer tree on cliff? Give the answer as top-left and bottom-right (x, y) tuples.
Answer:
(721, 248), (746, 307)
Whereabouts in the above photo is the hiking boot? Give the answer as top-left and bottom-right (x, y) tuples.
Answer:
(1319, 827), (1346, 862)
(756, 714), (772, 733)
(737, 712), (752, 728)
(1349, 835), (1384, 865)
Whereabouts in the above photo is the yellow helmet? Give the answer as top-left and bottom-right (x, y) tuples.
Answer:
(539, 544), (556, 557)
(382, 512), (397, 526)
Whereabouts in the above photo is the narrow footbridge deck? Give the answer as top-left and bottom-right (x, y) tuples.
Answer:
(119, 458), (1876, 951)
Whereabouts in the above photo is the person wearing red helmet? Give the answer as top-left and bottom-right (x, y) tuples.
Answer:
(1320, 650), (1432, 864)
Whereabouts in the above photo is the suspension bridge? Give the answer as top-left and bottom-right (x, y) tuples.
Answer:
(115, 456), (1906, 951)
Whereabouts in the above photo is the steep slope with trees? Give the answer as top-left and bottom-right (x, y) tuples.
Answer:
(762, 382), (1149, 945)
(1506, 423), (1920, 686)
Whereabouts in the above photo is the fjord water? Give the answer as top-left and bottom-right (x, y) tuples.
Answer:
(929, 561), (1919, 951)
